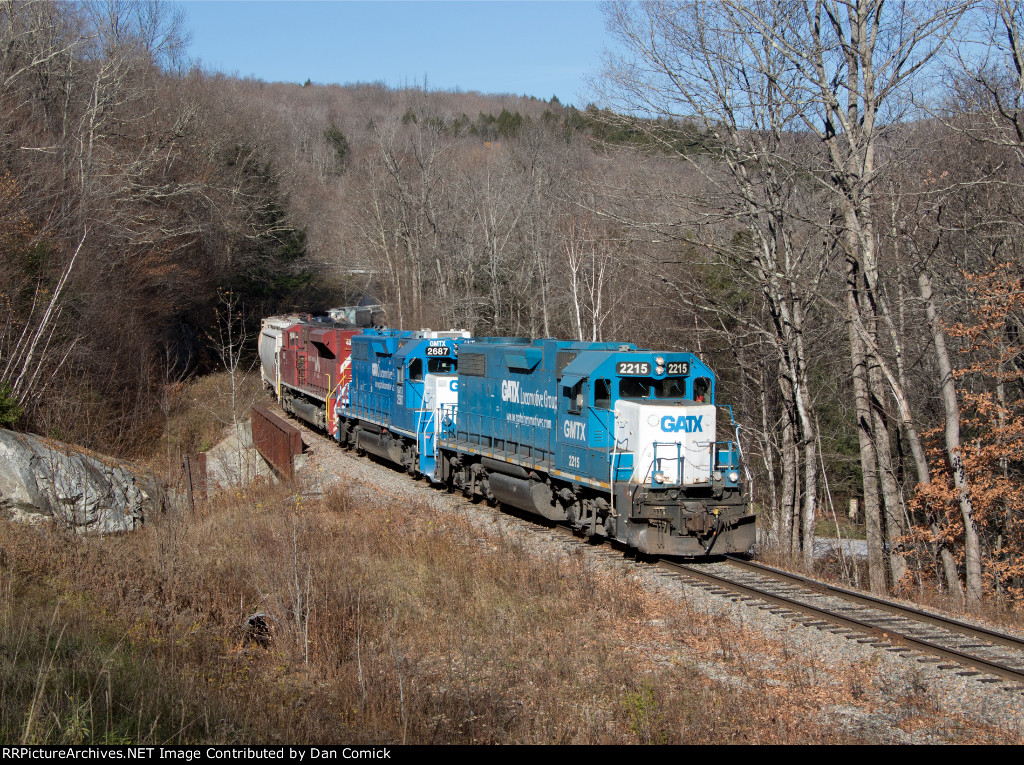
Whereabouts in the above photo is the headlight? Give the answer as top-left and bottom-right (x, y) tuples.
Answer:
(654, 471), (666, 484)
(728, 471), (740, 483)
(655, 356), (665, 365)
(655, 365), (665, 374)
(713, 470), (722, 481)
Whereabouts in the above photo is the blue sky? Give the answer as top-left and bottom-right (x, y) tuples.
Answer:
(176, 1), (609, 106)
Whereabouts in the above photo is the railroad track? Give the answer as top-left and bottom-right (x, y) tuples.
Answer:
(660, 555), (1024, 690)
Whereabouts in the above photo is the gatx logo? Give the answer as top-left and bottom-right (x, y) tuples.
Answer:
(661, 415), (703, 433)
(501, 379), (519, 403)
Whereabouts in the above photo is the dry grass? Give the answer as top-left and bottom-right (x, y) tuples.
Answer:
(147, 371), (272, 475)
(0, 477), (879, 745)
(815, 513), (867, 541)
(5, 363), (1018, 745)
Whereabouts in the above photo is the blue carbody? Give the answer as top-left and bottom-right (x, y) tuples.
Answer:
(267, 311), (754, 556)
(344, 329), (411, 433)
(441, 338), (720, 489)
(340, 328), (464, 476)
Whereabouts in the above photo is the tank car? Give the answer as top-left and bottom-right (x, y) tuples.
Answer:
(435, 339), (755, 556)
(259, 314), (303, 391)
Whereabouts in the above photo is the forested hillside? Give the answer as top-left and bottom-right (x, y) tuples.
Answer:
(0, 2), (317, 455)
(3, 0), (1024, 608)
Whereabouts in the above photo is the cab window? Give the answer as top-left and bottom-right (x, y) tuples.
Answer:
(594, 379), (611, 409)
(619, 378), (648, 399)
(656, 378), (686, 398)
(428, 358), (455, 374)
(564, 380), (586, 414)
(619, 377), (689, 399)
(693, 377), (710, 403)
(408, 358), (423, 381)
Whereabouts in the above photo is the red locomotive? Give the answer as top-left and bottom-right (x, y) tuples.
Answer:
(260, 309), (378, 437)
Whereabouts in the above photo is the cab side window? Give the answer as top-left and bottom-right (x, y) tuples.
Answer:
(694, 377), (710, 403)
(408, 358), (423, 381)
(594, 379), (611, 409)
(429, 358), (455, 374)
(565, 380), (586, 414)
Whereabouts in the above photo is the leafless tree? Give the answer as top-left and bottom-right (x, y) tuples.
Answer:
(600, 0), (837, 566)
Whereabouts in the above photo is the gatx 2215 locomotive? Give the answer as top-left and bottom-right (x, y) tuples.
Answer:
(260, 314), (755, 557)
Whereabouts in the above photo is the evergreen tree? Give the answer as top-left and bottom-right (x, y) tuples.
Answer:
(0, 383), (20, 427)
(323, 123), (350, 172)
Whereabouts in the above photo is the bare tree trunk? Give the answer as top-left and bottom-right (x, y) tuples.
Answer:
(760, 365), (781, 548)
(869, 350), (909, 587)
(565, 219), (586, 342)
(790, 427), (802, 557)
(919, 267), (980, 603)
(9, 230), (86, 406)
(849, 258), (887, 594)
(790, 303), (818, 569)
(780, 402), (797, 557)
(801, 423), (818, 569)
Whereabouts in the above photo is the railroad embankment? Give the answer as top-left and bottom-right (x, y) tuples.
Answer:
(289, 413), (1024, 744)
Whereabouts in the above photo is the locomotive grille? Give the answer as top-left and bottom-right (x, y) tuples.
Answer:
(460, 352), (487, 377)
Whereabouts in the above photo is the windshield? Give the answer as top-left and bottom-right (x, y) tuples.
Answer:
(618, 377), (688, 399)
(429, 358), (455, 374)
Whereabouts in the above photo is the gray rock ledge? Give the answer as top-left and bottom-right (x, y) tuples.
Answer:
(0, 428), (164, 533)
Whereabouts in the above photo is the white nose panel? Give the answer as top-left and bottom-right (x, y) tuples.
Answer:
(614, 401), (715, 484)
(424, 374), (459, 432)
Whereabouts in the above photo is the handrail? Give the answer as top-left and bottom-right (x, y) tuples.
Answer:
(718, 403), (752, 492)
(650, 441), (684, 487)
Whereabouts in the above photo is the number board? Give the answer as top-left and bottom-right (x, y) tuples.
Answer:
(616, 361), (651, 376)
(425, 346), (450, 357)
(667, 361), (689, 376)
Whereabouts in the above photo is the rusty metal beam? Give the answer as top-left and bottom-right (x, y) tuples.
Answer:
(250, 404), (303, 479)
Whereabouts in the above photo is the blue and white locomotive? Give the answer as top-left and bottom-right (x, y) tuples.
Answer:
(335, 328), (469, 480)
(432, 338), (755, 556)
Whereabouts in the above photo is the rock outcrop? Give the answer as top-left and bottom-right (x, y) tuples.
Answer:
(0, 429), (164, 532)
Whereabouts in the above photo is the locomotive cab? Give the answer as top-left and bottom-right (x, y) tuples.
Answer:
(607, 367), (721, 486)
(553, 348), (754, 556)
(596, 355), (753, 556)
(393, 331), (468, 480)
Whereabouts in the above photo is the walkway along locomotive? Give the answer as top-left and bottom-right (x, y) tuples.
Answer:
(259, 315), (756, 556)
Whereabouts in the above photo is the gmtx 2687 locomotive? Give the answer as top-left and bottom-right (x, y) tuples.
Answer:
(260, 314), (755, 556)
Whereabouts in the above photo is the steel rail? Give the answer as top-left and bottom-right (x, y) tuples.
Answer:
(722, 555), (1024, 653)
(660, 559), (1024, 685)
